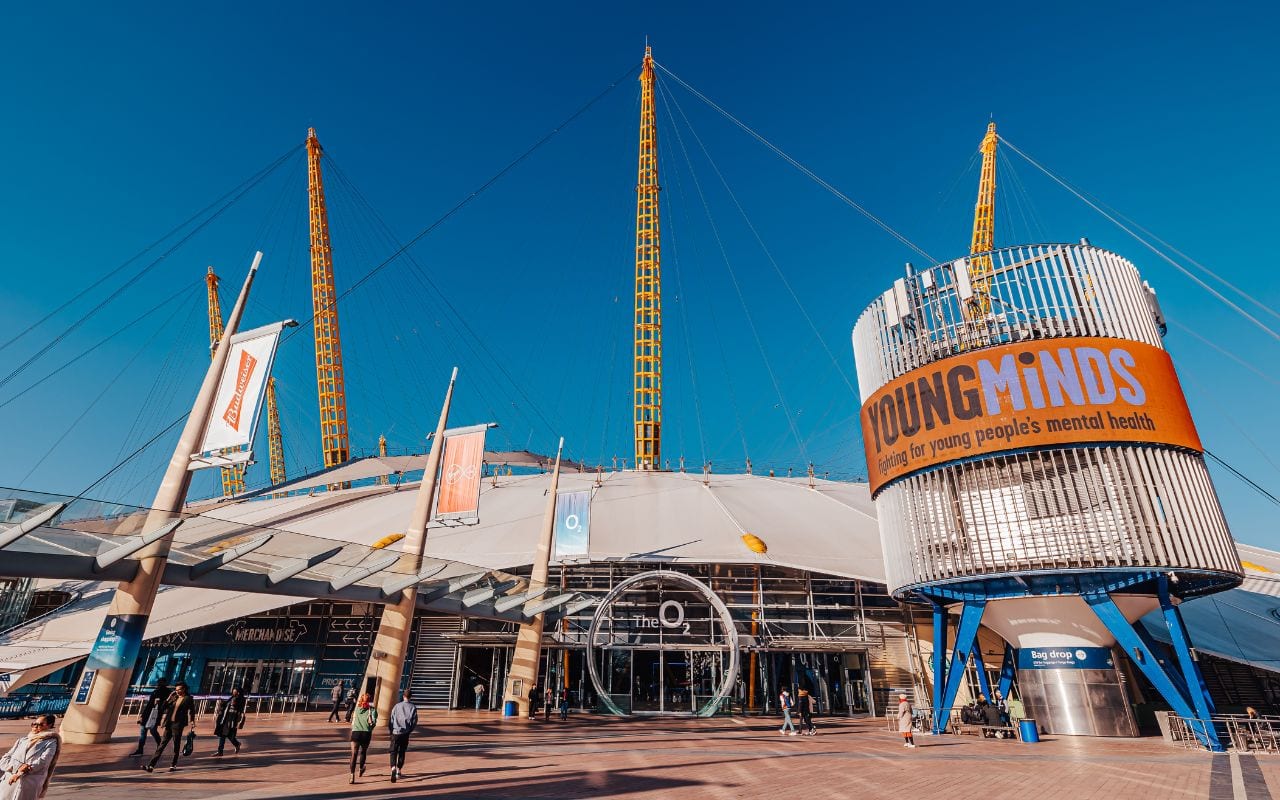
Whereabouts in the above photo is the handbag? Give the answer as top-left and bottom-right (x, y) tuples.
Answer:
(182, 730), (196, 757)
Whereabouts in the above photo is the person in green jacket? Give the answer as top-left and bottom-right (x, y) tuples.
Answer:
(348, 693), (377, 784)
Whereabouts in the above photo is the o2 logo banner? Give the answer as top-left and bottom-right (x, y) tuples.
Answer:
(860, 337), (1202, 493)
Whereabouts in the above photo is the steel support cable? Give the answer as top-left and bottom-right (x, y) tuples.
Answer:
(1204, 449), (1280, 509)
(321, 154), (512, 429)
(660, 80), (860, 400)
(1012, 149), (1278, 327)
(320, 155), (556, 448)
(656, 89), (748, 464)
(999, 149), (1049, 243)
(658, 82), (808, 462)
(79, 412), (188, 497)
(1182, 373), (1280, 480)
(653, 84), (709, 468)
(999, 137), (1280, 345)
(0, 281), (202, 410)
(1170, 321), (1280, 390)
(666, 191), (709, 468)
(653, 61), (934, 263)
(0, 148), (304, 392)
(21, 289), (199, 486)
(278, 63), (641, 355)
(0, 144), (302, 356)
(107, 289), (203, 486)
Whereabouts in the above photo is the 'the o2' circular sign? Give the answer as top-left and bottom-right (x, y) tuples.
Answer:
(585, 570), (739, 717)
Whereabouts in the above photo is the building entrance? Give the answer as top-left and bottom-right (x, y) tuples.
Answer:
(587, 571), (740, 716)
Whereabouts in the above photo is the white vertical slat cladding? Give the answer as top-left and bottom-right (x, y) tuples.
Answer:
(852, 243), (1241, 595)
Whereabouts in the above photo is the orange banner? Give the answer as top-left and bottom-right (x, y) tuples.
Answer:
(861, 337), (1201, 494)
(436, 430), (485, 516)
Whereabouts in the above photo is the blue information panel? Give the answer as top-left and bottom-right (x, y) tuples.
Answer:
(74, 670), (96, 704)
(86, 614), (148, 671)
(1017, 646), (1114, 670)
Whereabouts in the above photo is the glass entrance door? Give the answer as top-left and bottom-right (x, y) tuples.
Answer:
(632, 651), (662, 712)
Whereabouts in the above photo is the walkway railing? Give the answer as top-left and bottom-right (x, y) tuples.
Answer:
(1169, 713), (1280, 753)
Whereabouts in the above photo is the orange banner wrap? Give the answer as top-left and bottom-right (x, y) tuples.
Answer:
(861, 337), (1202, 494)
(436, 430), (485, 516)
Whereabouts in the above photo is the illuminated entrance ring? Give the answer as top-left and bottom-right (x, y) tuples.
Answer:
(585, 570), (740, 717)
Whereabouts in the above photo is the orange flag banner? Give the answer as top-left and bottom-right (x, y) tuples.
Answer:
(436, 430), (486, 518)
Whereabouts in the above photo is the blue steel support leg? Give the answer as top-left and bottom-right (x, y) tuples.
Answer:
(937, 599), (987, 734)
(1158, 576), (1221, 744)
(997, 642), (1016, 700)
(1083, 589), (1222, 751)
(931, 600), (947, 734)
(975, 646), (994, 701)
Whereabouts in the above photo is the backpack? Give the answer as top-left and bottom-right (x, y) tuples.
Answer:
(782, 694), (793, 709)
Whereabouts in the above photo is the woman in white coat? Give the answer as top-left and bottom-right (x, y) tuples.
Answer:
(0, 714), (61, 800)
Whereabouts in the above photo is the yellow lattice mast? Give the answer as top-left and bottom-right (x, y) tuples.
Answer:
(306, 128), (351, 469)
(266, 378), (286, 486)
(633, 45), (662, 470)
(377, 434), (388, 485)
(206, 266), (246, 496)
(965, 121), (999, 318)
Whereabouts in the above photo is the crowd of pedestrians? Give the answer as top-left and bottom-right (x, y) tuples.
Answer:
(0, 675), (1000, 795)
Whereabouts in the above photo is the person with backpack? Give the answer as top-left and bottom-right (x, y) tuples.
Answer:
(144, 682), (196, 772)
(348, 693), (377, 784)
(388, 689), (418, 783)
(326, 681), (345, 723)
(778, 689), (797, 735)
(213, 686), (246, 756)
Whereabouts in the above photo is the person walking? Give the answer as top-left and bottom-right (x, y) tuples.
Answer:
(558, 691), (569, 721)
(343, 686), (357, 723)
(0, 714), (60, 800)
(897, 692), (916, 748)
(388, 689), (418, 783)
(473, 682), (486, 711)
(348, 693), (377, 784)
(130, 677), (170, 757)
(543, 689), (554, 721)
(145, 682), (196, 772)
(797, 688), (817, 736)
(327, 681), (345, 723)
(214, 686), (246, 756)
(528, 687), (541, 721)
(778, 689), (797, 735)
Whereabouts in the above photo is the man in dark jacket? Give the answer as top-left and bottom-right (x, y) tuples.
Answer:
(388, 689), (418, 783)
(145, 682), (196, 773)
(130, 678), (170, 756)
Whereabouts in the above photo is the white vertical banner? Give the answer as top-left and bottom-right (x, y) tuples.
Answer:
(552, 489), (591, 563)
(191, 321), (288, 469)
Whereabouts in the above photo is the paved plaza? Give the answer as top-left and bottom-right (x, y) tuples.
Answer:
(5, 712), (1275, 799)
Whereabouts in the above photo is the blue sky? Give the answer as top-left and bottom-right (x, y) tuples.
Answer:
(1, 1), (1277, 548)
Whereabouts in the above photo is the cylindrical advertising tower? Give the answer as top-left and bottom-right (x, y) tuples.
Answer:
(852, 242), (1242, 745)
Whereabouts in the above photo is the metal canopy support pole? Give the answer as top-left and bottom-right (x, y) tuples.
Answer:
(997, 642), (1016, 700)
(1083, 589), (1222, 751)
(974, 644), (994, 701)
(930, 599), (947, 734)
(61, 252), (261, 745)
(937, 599), (986, 734)
(366, 368), (456, 728)
(505, 438), (563, 716)
(1158, 575), (1221, 739)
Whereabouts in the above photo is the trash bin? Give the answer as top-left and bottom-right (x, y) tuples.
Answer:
(502, 700), (518, 717)
(1018, 719), (1040, 743)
